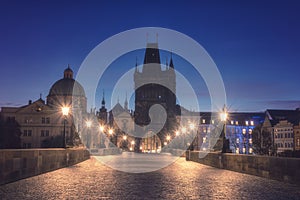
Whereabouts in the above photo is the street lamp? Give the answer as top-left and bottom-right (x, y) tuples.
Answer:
(86, 120), (92, 149)
(61, 106), (70, 148)
(220, 105), (228, 153)
(108, 128), (114, 146)
(123, 135), (127, 140)
(99, 125), (105, 148)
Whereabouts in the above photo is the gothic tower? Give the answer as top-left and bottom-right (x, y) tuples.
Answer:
(134, 42), (177, 150)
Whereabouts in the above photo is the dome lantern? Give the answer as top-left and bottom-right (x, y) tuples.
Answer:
(64, 64), (73, 79)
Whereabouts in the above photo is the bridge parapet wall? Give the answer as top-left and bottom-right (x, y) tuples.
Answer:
(0, 148), (90, 185)
(187, 151), (300, 185)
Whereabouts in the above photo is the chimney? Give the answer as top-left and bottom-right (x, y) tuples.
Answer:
(29, 100), (32, 105)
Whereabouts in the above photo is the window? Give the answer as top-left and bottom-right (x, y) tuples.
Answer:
(285, 133), (287, 138)
(242, 129), (246, 134)
(235, 121), (239, 125)
(46, 117), (50, 124)
(202, 119), (206, 124)
(231, 120), (234, 125)
(285, 143), (287, 148)
(42, 117), (45, 124)
(249, 138), (252, 144)
(236, 148), (239, 154)
(250, 121), (254, 126)
(236, 138), (239, 143)
(297, 138), (300, 147)
(23, 130), (32, 137)
(41, 130), (45, 137)
(45, 130), (49, 136)
(249, 148), (253, 154)
(288, 133), (290, 138)
(249, 129), (252, 134)
(245, 121), (249, 126)
(207, 127), (211, 133)
(211, 120), (214, 124)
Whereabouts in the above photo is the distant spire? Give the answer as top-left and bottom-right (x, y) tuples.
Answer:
(169, 52), (174, 69)
(101, 90), (105, 108)
(135, 57), (138, 72)
(68, 64), (70, 69)
(39, 93), (42, 99)
(124, 92), (128, 111)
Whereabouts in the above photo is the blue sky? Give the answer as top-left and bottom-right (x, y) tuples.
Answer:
(0, 0), (300, 112)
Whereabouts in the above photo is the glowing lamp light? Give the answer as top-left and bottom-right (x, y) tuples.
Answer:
(166, 135), (171, 141)
(86, 120), (92, 128)
(123, 135), (127, 140)
(175, 131), (180, 136)
(220, 112), (228, 122)
(181, 127), (187, 134)
(62, 106), (70, 116)
(131, 140), (135, 145)
(99, 125), (104, 132)
(108, 129), (113, 135)
(164, 142), (167, 146)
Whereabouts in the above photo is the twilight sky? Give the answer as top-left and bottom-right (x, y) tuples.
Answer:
(0, 0), (300, 112)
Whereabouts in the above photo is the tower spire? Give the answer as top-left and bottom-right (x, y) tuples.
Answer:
(169, 52), (174, 69)
(135, 57), (138, 72)
(101, 90), (105, 108)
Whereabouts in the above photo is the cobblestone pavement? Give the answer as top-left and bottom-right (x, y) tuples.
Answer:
(0, 153), (300, 200)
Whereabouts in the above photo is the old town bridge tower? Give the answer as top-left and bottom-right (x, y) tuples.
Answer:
(134, 42), (177, 152)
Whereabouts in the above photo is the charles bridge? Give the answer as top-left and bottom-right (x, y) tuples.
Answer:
(0, 149), (300, 199)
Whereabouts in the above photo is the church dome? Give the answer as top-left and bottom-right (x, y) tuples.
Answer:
(48, 66), (86, 97)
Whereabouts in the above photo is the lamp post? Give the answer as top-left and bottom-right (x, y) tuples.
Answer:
(61, 106), (70, 148)
(99, 125), (104, 148)
(86, 120), (92, 149)
(108, 128), (113, 146)
(181, 126), (187, 149)
(220, 105), (228, 153)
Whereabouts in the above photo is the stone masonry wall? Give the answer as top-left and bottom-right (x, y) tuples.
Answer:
(0, 148), (90, 185)
(187, 151), (300, 185)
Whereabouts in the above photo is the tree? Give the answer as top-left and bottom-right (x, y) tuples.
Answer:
(252, 124), (272, 155)
(0, 116), (21, 149)
(41, 135), (64, 148)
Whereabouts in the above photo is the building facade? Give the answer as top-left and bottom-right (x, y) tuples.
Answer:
(0, 66), (87, 148)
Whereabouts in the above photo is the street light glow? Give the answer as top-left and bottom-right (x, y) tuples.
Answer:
(61, 106), (70, 116)
(181, 127), (187, 134)
(108, 129), (113, 135)
(220, 112), (228, 122)
(175, 131), (180, 136)
(166, 135), (171, 141)
(131, 140), (135, 145)
(86, 120), (92, 128)
(123, 135), (127, 140)
(99, 125), (104, 132)
(189, 123), (195, 130)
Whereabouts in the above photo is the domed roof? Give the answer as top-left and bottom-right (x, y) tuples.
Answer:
(48, 66), (86, 97)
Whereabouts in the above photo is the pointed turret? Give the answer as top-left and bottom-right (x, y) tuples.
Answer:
(169, 53), (174, 69)
(101, 90), (105, 108)
(124, 92), (128, 111)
